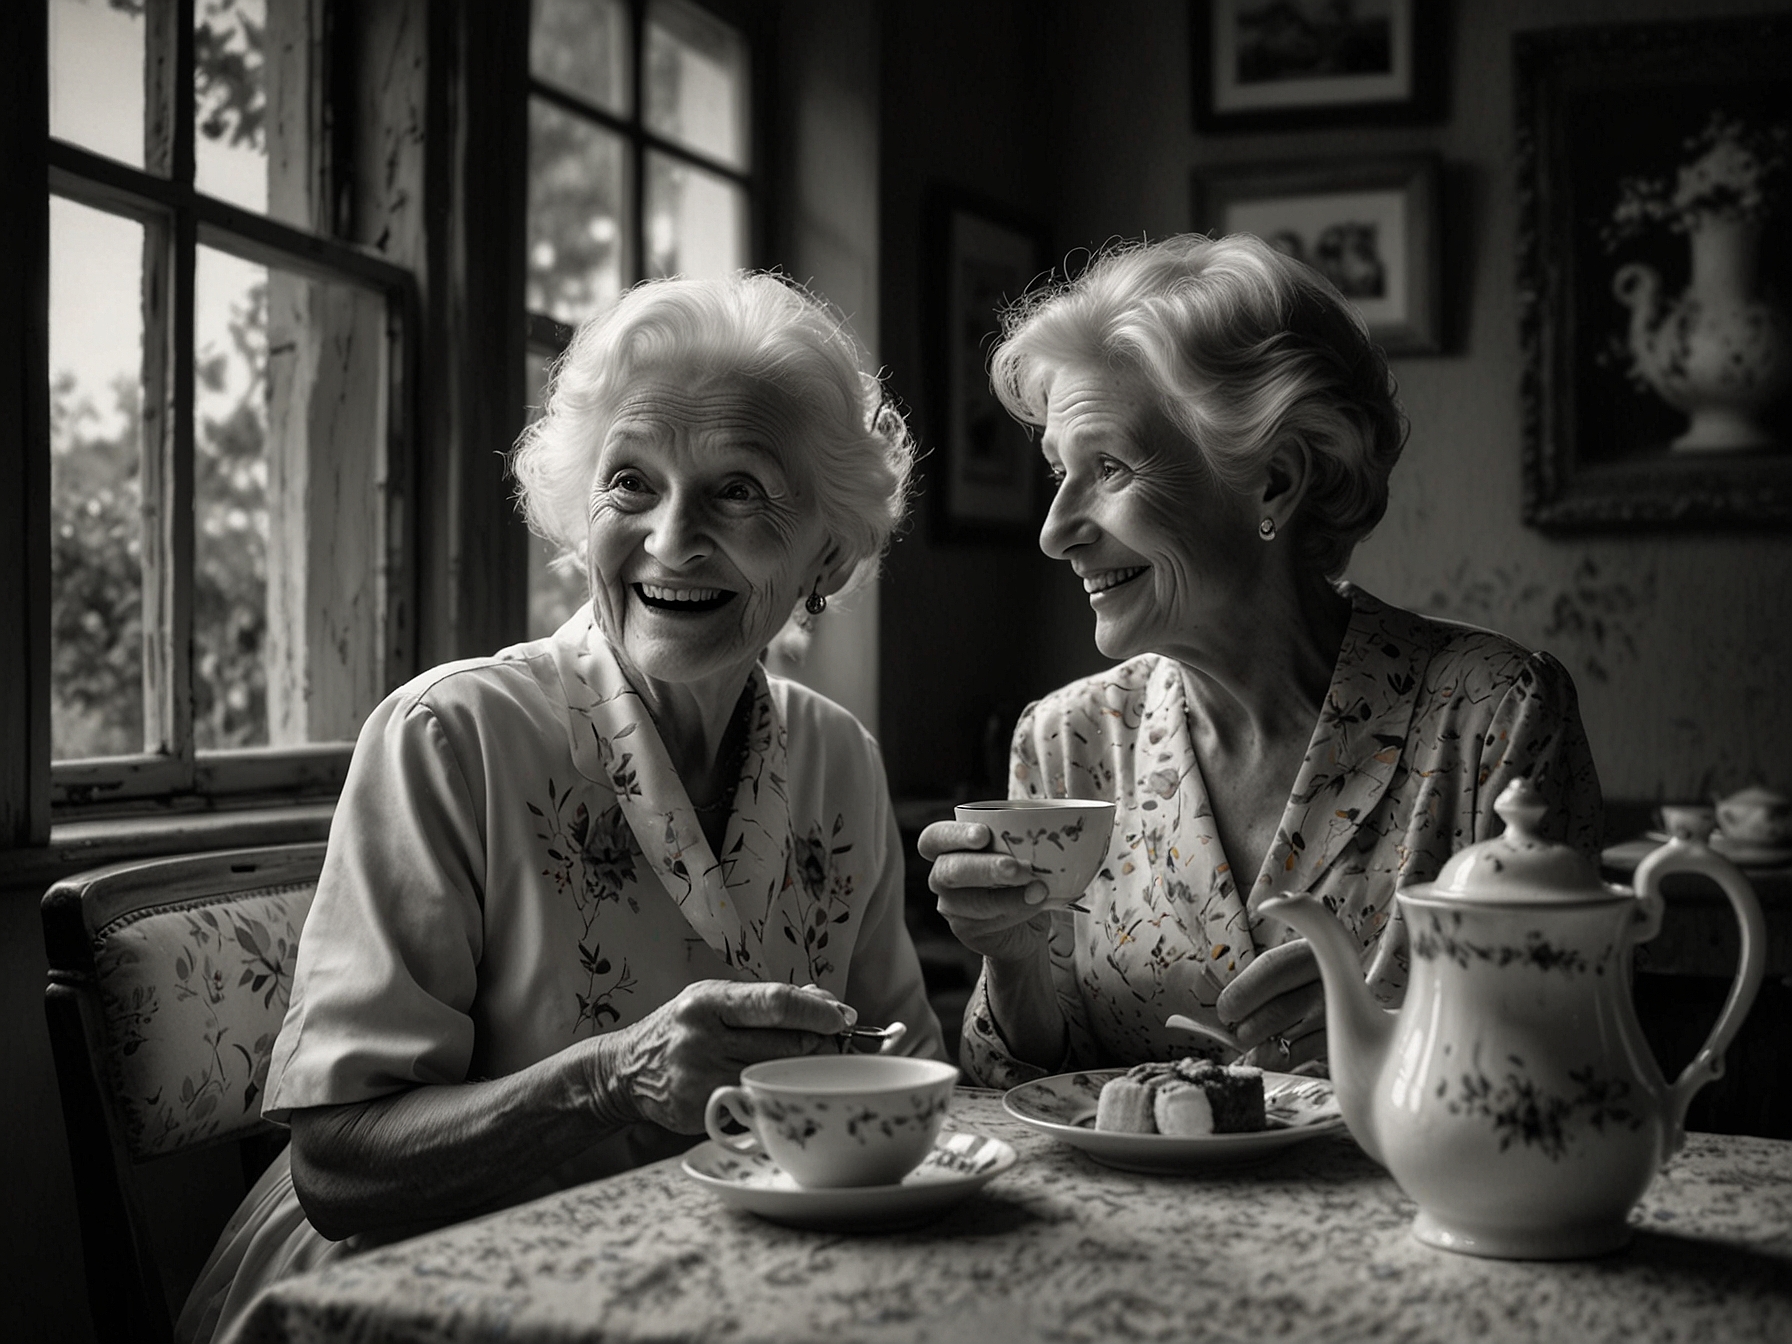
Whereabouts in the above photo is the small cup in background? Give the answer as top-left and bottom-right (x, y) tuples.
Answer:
(954, 798), (1116, 911)
(1657, 802), (1718, 843)
(1714, 787), (1791, 846)
(704, 1055), (959, 1189)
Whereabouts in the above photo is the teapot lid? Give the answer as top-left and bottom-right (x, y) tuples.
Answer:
(1421, 778), (1610, 904)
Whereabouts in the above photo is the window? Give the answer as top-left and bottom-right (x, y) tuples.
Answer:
(43, 0), (413, 808)
(522, 0), (759, 637)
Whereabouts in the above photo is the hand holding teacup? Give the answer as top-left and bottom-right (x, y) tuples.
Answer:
(920, 799), (1116, 961)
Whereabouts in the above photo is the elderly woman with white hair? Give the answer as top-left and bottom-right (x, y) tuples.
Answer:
(179, 272), (943, 1343)
(922, 233), (1603, 1088)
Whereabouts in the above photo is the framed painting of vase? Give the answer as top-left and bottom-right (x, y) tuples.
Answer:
(1516, 16), (1792, 530)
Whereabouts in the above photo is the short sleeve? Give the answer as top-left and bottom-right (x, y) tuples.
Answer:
(1474, 651), (1604, 859)
(262, 692), (488, 1120)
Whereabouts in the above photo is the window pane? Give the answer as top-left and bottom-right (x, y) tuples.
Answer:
(645, 0), (749, 170)
(523, 348), (589, 639)
(49, 198), (146, 760)
(194, 247), (270, 748)
(194, 0), (278, 219)
(528, 98), (632, 324)
(645, 0), (741, 168)
(531, 0), (630, 117)
(49, 0), (147, 169)
(646, 150), (746, 278)
(195, 247), (390, 749)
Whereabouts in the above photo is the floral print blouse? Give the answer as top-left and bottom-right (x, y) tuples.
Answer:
(957, 585), (1604, 1089)
(266, 606), (943, 1143)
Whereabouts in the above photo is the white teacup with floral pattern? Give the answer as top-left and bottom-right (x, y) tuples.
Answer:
(954, 798), (1117, 911)
(704, 1055), (959, 1188)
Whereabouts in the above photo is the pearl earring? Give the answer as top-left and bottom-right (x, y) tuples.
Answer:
(1258, 517), (1277, 541)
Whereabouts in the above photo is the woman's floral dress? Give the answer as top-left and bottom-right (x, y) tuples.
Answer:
(958, 584), (1604, 1090)
(179, 607), (941, 1343)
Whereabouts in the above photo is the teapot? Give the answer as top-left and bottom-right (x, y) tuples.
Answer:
(1259, 778), (1765, 1260)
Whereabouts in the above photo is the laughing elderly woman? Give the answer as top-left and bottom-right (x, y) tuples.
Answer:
(921, 234), (1602, 1088)
(180, 273), (943, 1343)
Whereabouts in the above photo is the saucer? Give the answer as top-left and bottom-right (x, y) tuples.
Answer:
(1003, 1069), (1347, 1174)
(681, 1130), (1017, 1230)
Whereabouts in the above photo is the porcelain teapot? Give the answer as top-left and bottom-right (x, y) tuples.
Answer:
(1259, 778), (1766, 1260)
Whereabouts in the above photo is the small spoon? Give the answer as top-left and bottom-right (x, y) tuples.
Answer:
(1165, 1009), (1246, 1055)
(837, 1021), (907, 1051)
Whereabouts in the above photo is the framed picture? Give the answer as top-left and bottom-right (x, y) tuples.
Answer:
(1516, 17), (1792, 530)
(927, 194), (1051, 541)
(1193, 155), (1442, 355)
(1191, 0), (1444, 133)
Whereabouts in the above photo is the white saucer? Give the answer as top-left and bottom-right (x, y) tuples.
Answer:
(1003, 1069), (1347, 1174)
(681, 1130), (1017, 1230)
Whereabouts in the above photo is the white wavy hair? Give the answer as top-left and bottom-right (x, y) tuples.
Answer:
(512, 271), (915, 607)
(989, 233), (1407, 578)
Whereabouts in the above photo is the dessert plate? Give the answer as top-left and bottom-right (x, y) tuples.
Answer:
(1002, 1069), (1346, 1174)
(681, 1130), (1016, 1230)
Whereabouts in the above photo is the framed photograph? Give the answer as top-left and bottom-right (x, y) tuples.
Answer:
(927, 194), (1051, 541)
(1191, 0), (1444, 133)
(1516, 17), (1792, 530)
(1193, 155), (1442, 355)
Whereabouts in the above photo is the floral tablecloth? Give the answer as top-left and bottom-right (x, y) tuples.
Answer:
(233, 1089), (1792, 1344)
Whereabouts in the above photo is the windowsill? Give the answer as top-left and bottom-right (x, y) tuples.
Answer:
(0, 802), (336, 889)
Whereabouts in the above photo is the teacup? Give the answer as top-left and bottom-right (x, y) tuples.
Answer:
(1715, 787), (1791, 846)
(1658, 802), (1718, 842)
(703, 1055), (959, 1189)
(954, 798), (1117, 910)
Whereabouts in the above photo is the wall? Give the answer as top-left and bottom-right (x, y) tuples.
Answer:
(877, 0), (1063, 800)
(1040, 0), (1792, 807)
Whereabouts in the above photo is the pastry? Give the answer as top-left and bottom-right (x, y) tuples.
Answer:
(1094, 1062), (1177, 1133)
(1155, 1060), (1266, 1135)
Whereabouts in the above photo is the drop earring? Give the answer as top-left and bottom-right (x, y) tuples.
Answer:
(1258, 517), (1277, 541)
(805, 585), (827, 615)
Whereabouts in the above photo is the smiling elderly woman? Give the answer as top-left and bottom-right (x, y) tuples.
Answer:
(178, 273), (944, 1343)
(921, 234), (1603, 1088)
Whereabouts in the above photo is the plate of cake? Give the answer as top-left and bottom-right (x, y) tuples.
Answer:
(1001, 1060), (1347, 1173)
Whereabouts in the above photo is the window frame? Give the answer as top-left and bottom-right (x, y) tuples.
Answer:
(524, 0), (770, 355)
(38, 0), (419, 817)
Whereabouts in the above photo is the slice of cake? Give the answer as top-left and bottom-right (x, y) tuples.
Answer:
(1094, 1062), (1177, 1133)
(1155, 1059), (1267, 1135)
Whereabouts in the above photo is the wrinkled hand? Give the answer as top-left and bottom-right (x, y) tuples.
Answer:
(919, 820), (1052, 964)
(594, 980), (853, 1133)
(1216, 940), (1327, 1072)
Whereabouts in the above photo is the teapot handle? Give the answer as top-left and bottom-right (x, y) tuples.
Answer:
(1632, 837), (1767, 1152)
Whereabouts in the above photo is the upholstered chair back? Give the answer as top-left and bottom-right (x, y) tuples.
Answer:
(43, 843), (326, 1344)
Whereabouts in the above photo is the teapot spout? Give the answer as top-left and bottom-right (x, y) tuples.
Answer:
(1258, 892), (1397, 1166)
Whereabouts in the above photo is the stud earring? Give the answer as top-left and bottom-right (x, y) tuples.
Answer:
(805, 587), (827, 615)
(1258, 517), (1277, 541)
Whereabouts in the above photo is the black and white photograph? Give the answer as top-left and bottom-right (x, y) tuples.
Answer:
(6, 4), (1792, 1343)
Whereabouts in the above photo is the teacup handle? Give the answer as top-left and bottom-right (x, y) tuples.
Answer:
(1633, 835), (1767, 1156)
(703, 1085), (763, 1156)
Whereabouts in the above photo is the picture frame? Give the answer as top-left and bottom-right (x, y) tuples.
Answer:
(926, 193), (1051, 542)
(1516, 17), (1792, 530)
(1192, 154), (1442, 355)
(1191, 0), (1444, 133)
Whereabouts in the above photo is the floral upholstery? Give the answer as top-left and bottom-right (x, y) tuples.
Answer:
(93, 882), (314, 1161)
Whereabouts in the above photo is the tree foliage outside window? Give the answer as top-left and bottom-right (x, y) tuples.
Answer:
(51, 0), (273, 757)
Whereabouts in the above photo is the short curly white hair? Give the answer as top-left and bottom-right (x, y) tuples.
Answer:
(512, 271), (914, 602)
(989, 233), (1407, 578)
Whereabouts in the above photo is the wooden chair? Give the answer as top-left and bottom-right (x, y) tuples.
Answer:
(43, 843), (327, 1344)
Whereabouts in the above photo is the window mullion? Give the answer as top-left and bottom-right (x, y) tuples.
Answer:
(630, 0), (647, 282)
